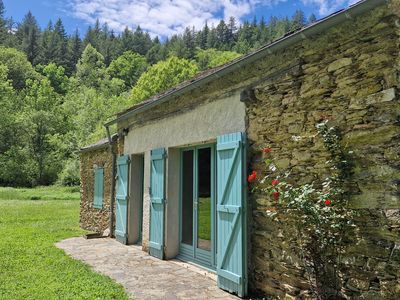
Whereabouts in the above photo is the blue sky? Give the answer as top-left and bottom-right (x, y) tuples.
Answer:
(3, 0), (359, 38)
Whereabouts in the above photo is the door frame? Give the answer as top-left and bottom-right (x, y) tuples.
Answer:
(178, 143), (217, 270)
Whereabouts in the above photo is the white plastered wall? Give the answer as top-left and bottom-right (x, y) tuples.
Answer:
(124, 92), (246, 258)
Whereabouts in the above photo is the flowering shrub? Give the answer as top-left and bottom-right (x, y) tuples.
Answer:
(250, 120), (355, 299)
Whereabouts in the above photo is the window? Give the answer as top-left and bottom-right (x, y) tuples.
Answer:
(93, 167), (104, 209)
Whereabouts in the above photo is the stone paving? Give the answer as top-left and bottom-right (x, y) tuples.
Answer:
(56, 237), (239, 300)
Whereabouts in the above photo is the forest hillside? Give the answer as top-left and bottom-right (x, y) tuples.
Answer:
(0, 0), (316, 187)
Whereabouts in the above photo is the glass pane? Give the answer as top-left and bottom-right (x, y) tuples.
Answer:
(197, 147), (211, 251)
(181, 150), (194, 245)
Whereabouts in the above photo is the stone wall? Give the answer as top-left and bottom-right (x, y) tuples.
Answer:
(246, 3), (400, 299)
(80, 145), (115, 234)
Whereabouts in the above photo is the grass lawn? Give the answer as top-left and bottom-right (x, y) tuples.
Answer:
(0, 186), (129, 300)
(198, 197), (211, 241)
(0, 185), (81, 201)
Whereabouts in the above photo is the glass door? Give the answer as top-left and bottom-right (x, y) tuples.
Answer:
(180, 145), (216, 269)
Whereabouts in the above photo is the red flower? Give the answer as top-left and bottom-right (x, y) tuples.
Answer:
(262, 147), (272, 153)
(324, 199), (332, 206)
(272, 192), (280, 200)
(248, 171), (257, 183)
(272, 179), (280, 186)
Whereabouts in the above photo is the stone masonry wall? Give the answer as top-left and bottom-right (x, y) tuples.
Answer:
(247, 3), (400, 299)
(115, 2), (400, 298)
(80, 145), (115, 234)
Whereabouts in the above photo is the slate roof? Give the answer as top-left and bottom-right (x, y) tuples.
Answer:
(80, 134), (118, 153)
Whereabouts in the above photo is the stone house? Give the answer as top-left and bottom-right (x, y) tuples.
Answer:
(80, 0), (400, 298)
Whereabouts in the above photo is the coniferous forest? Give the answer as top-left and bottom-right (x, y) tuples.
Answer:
(0, 0), (317, 187)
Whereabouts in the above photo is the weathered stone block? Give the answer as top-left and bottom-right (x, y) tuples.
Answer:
(347, 277), (370, 291)
(328, 57), (353, 72)
(349, 88), (396, 109)
(342, 125), (399, 146)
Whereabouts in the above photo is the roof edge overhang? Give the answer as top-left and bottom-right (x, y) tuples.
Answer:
(104, 0), (387, 127)
(80, 134), (118, 153)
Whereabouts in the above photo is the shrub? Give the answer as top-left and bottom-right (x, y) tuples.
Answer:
(58, 159), (80, 186)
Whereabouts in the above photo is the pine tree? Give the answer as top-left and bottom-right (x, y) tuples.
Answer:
(206, 26), (217, 49)
(38, 21), (55, 65)
(76, 43), (106, 87)
(0, 0), (6, 43)
(83, 25), (100, 50)
(132, 26), (152, 55)
(182, 27), (195, 59)
(216, 20), (229, 50)
(17, 11), (40, 64)
(291, 9), (306, 31)
(53, 18), (68, 69)
(146, 37), (167, 65)
(66, 29), (82, 74)
(227, 17), (237, 48)
(308, 14), (317, 24)
(121, 27), (134, 52)
(198, 22), (209, 49)
(4, 16), (17, 47)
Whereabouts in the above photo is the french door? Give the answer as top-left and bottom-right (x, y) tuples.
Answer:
(179, 145), (216, 269)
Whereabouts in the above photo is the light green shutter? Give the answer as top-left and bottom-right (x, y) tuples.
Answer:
(93, 167), (104, 209)
(149, 148), (166, 259)
(116, 155), (130, 244)
(216, 132), (247, 297)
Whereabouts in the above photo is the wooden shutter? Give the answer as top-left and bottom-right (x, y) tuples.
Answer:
(93, 167), (104, 209)
(149, 148), (166, 259)
(216, 132), (247, 297)
(115, 155), (130, 244)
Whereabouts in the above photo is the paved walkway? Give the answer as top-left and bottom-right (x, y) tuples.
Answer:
(56, 237), (239, 300)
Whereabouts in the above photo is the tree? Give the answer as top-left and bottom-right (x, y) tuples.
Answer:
(206, 26), (217, 49)
(107, 51), (148, 88)
(38, 21), (55, 65)
(132, 26), (152, 55)
(36, 63), (69, 94)
(291, 9), (306, 30)
(0, 64), (17, 162)
(16, 11), (40, 64)
(0, 0), (7, 43)
(83, 21), (101, 51)
(182, 27), (196, 59)
(195, 48), (241, 70)
(21, 78), (66, 185)
(121, 26), (134, 52)
(130, 56), (198, 104)
(196, 22), (209, 49)
(0, 46), (37, 90)
(76, 44), (106, 88)
(67, 29), (82, 74)
(227, 17), (237, 47)
(146, 37), (167, 65)
(308, 14), (317, 24)
(53, 18), (69, 69)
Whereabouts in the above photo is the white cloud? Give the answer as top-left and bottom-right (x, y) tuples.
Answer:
(68, 0), (359, 37)
(68, 0), (288, 37)
(301, 0), (358, 16)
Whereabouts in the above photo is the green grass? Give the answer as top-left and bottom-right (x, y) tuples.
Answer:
(0, 187), (129, 300)
(198, 197), (211, 240)
(0, 185), (80, 201)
